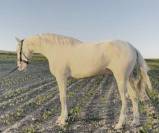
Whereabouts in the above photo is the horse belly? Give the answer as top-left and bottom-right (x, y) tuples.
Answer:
(68, 46), (110, 78)
(71, 69), (100, 78)
(70, 64), (107, 79)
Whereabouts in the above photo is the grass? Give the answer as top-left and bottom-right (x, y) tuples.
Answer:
(146, 59), (159, 70)
(0, 52), (47, 62)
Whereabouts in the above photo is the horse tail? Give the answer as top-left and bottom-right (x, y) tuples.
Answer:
(137, 50), (152, 90)
(130, 49), (152, 101)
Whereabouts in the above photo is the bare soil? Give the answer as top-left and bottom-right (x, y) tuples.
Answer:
(0, 57), (159, 133)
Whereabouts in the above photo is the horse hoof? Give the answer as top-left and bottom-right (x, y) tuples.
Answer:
(56, 116), (66, 127)
(114, 123), (123, 130)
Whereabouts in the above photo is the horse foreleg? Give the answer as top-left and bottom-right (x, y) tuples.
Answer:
(55, 75), (68, 127)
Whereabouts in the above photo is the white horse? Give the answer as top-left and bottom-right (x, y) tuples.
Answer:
(16, 33), (152, 129)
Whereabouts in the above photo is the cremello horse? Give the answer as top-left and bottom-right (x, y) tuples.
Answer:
(16, 33), (152, 129)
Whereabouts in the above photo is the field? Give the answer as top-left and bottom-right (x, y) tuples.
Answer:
(0, 53), (159, 133)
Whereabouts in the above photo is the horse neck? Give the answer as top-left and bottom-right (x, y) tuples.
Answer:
(28, 39), (54, 59)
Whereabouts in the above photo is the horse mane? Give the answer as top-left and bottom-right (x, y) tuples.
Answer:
(29, 33), (82, 46)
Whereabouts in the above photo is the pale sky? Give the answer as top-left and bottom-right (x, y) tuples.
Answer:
(0, 0), (159, 58)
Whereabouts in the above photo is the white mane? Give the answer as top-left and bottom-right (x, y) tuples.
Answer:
(27, 33), (82, 46)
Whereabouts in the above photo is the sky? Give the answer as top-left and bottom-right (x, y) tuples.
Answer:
(0, 0), (158, 58)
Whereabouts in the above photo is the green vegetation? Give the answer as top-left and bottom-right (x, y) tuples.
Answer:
(68, 106), (81, 122)
(146, 59), (159, 70)
(0, 52), (47, 62)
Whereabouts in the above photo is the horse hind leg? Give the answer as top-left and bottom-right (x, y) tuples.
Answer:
(113, 72), (128, 129)
(128, 79), (140, 127)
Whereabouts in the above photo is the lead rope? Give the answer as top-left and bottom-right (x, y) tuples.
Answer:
(1, 66), (18, 78)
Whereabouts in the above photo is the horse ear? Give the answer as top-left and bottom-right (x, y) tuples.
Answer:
(15, 37), (21, 43)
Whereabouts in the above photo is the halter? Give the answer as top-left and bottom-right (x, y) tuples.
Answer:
(19, 40), (29, 64)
